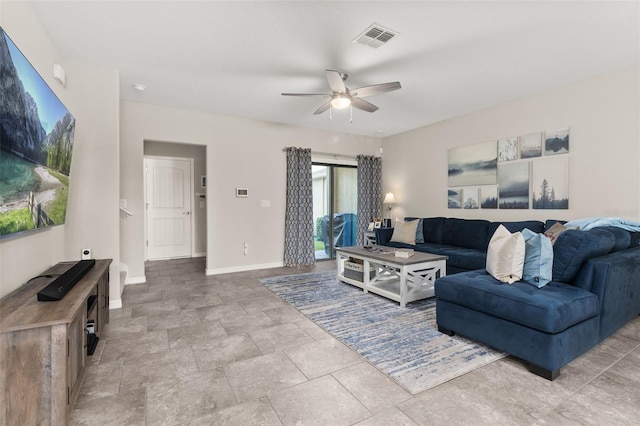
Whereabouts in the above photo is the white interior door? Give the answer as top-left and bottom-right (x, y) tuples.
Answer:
(146, 157), (192, 260)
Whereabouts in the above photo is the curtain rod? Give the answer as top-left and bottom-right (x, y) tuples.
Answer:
(312, 151), (357, 160)
(281, 147), (358, 160)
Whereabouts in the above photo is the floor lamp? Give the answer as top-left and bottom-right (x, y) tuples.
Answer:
(383, 192), (395, 228)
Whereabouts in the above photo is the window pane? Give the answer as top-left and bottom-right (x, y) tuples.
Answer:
(313, 163), (357, 260)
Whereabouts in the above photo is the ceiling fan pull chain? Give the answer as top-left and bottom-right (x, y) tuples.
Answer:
(329, 106), (332, 121)
(350, 106), (353, 123)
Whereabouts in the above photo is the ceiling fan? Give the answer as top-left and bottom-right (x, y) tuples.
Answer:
(282, 70), (401, 115)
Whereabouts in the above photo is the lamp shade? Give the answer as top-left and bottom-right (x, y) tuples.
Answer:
(383, 192), (395, 204)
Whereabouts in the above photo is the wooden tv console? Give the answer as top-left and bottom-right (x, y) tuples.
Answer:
(0, 259), (111, 425)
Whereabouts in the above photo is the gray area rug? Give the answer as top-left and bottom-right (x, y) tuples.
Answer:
(260, 271), (505, 394)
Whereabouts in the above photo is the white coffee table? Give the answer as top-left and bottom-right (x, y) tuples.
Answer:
(335, 246), (448, 307)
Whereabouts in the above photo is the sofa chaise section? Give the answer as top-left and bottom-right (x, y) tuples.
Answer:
(435, 227), (640, 379)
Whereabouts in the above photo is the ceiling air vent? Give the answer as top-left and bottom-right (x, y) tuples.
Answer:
(353, 23), (398, 49)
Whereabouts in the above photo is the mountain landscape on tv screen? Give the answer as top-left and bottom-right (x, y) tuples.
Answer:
(0, 27), (75, 237)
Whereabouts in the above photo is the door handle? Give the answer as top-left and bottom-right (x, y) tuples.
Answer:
(182, 211), (190, 215)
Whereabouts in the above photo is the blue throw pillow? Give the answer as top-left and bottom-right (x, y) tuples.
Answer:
(415, 219), (425, 243)
(521, 229), (553, 288)
(552, 229), (615, 283)
(597, 227), (631, 252)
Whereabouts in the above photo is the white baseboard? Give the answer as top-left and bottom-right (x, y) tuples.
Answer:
(109, 299), (123, 309)
(125, 275), (147, 285)
(193, 252), (206, 258)
(206, 262), (284, 275)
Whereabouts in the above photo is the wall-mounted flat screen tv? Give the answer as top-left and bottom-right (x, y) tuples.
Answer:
(0, 26), (76, 239)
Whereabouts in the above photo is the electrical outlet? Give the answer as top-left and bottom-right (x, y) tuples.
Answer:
(243, 242), (248, 255)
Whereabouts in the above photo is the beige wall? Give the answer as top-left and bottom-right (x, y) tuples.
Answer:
(382, 66), (640, 224)
(120, 101), (381, 280)
(0, 2), (120, 303)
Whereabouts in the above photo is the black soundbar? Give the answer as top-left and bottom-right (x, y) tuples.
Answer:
(37, 259), (96, 301)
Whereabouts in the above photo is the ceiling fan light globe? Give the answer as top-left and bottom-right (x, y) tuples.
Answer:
(331, 96), (351, 109)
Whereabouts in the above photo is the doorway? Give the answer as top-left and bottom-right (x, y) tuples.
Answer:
(312, 163), (358, 260)
(144, 156), (193, 260)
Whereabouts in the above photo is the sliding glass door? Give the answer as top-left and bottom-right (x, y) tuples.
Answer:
(312, 163), (358, 260)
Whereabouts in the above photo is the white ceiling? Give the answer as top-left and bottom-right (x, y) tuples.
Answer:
(32, 1), (639, 137)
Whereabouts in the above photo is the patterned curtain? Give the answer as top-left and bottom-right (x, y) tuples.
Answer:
(283, 147), (315, 267)
(356, 155), (382, 245)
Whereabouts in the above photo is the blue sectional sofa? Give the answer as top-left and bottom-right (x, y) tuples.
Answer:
(375, 217), (640, 379)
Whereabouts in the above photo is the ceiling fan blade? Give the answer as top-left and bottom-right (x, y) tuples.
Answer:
(313, 100), (332, 115)
(351, 82), (401, 98)
(325, 70), (346, 94)
(351, 98), (379, 113)
(281, 93), (331, 97)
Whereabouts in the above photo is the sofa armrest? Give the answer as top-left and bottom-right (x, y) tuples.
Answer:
(573, 247), (640, 339)
(374, 228), (394, 245)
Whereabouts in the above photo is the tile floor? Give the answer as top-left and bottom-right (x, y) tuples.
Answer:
(71, 257), (640, 425)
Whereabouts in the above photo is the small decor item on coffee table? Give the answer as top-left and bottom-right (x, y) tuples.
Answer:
(336, 246), (447, 307)
(395, 248), (414, 258)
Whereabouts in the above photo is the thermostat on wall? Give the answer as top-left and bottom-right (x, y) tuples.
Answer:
(236, 188), (248, 198)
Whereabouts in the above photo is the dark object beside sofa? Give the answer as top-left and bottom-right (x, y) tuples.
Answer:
(376, 217), (640, 379)
(321, 213), (357, 254)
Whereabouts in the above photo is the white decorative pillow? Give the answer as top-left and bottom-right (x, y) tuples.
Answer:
(486, 224), (526, 284)
(390, 219), (419, 245)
